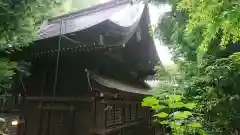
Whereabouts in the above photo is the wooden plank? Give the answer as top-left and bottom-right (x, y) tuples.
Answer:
(91, 102), (106, 135)
(38, 106), (75, 111)
(100, 99), (141, 104)
(90, 99), (96, 133)
(25, 96), (94, 102)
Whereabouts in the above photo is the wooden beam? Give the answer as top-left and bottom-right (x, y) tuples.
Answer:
(100, 99), (141, 104)
(25, 96), (94, 102)
(38, 106), (75, 111)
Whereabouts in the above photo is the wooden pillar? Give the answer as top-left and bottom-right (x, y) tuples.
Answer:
(91, 101), (106, 135)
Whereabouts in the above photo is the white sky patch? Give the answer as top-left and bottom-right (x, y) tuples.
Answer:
(146, 3), (173, 87)
(148, 3), (174, 67)
(100, 0), (112, 4)
(148, 4), (171, 26)
(154, 39), (174, 66)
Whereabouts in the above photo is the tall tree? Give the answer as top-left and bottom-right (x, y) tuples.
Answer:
(0, 0), (63, 92)
(145, 0), (240, 134)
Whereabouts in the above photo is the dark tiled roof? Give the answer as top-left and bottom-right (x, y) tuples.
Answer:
(37, 0), (144, 40)
(12, 1), (160, 78)
(89, 71), (152, 95)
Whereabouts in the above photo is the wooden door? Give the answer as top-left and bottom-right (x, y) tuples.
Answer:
(38, 109), (74, 135)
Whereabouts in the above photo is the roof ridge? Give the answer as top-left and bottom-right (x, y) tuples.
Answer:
(48, 0), (132, 23)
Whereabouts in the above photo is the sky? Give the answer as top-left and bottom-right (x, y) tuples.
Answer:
(147, 4), (176, 86)
(148, 4), (174, 67)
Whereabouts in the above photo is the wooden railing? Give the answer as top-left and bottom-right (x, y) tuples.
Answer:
(104, 103), (150, 128)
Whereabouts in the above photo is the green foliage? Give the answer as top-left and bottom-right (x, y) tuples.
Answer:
(0, 0), (65, 93)
(155, 0), (240, 60)
(142, 96), (159, 107)
(178, 0), (240, 52)
(150, 0), (240, 134)
(0, 0), (63, 48)
(0, 58), (16, 92)
(154, 112), (168, 118)
(142, 93), (205, 135)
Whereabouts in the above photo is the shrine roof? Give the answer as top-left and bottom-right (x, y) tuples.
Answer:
(38, 0), (140, 40)
(12, 0), (160, 79)
(89, 71), (152, 95)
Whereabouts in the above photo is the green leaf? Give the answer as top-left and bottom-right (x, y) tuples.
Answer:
(158, 99), (168, 104)
(199, 129), (207, 135)
(170, 121), (182, 128)
(184, 103), (197, 109)
(168, 95), (182, 102)
(169, 101), (184, 108)
(173, 111), (192, 119)
(4, 71), (15, 77)
(189, 123), (202, 128)
(142, 97), (159, 107)
(152, 105), (166, 110)
(154, 112), (169, 118)
(159, 120), (169, 125)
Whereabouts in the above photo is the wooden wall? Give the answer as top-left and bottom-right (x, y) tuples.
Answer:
(18, 55), (155, 135)
(24, 57), (91, 97)
(21, 100), (93, 135)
